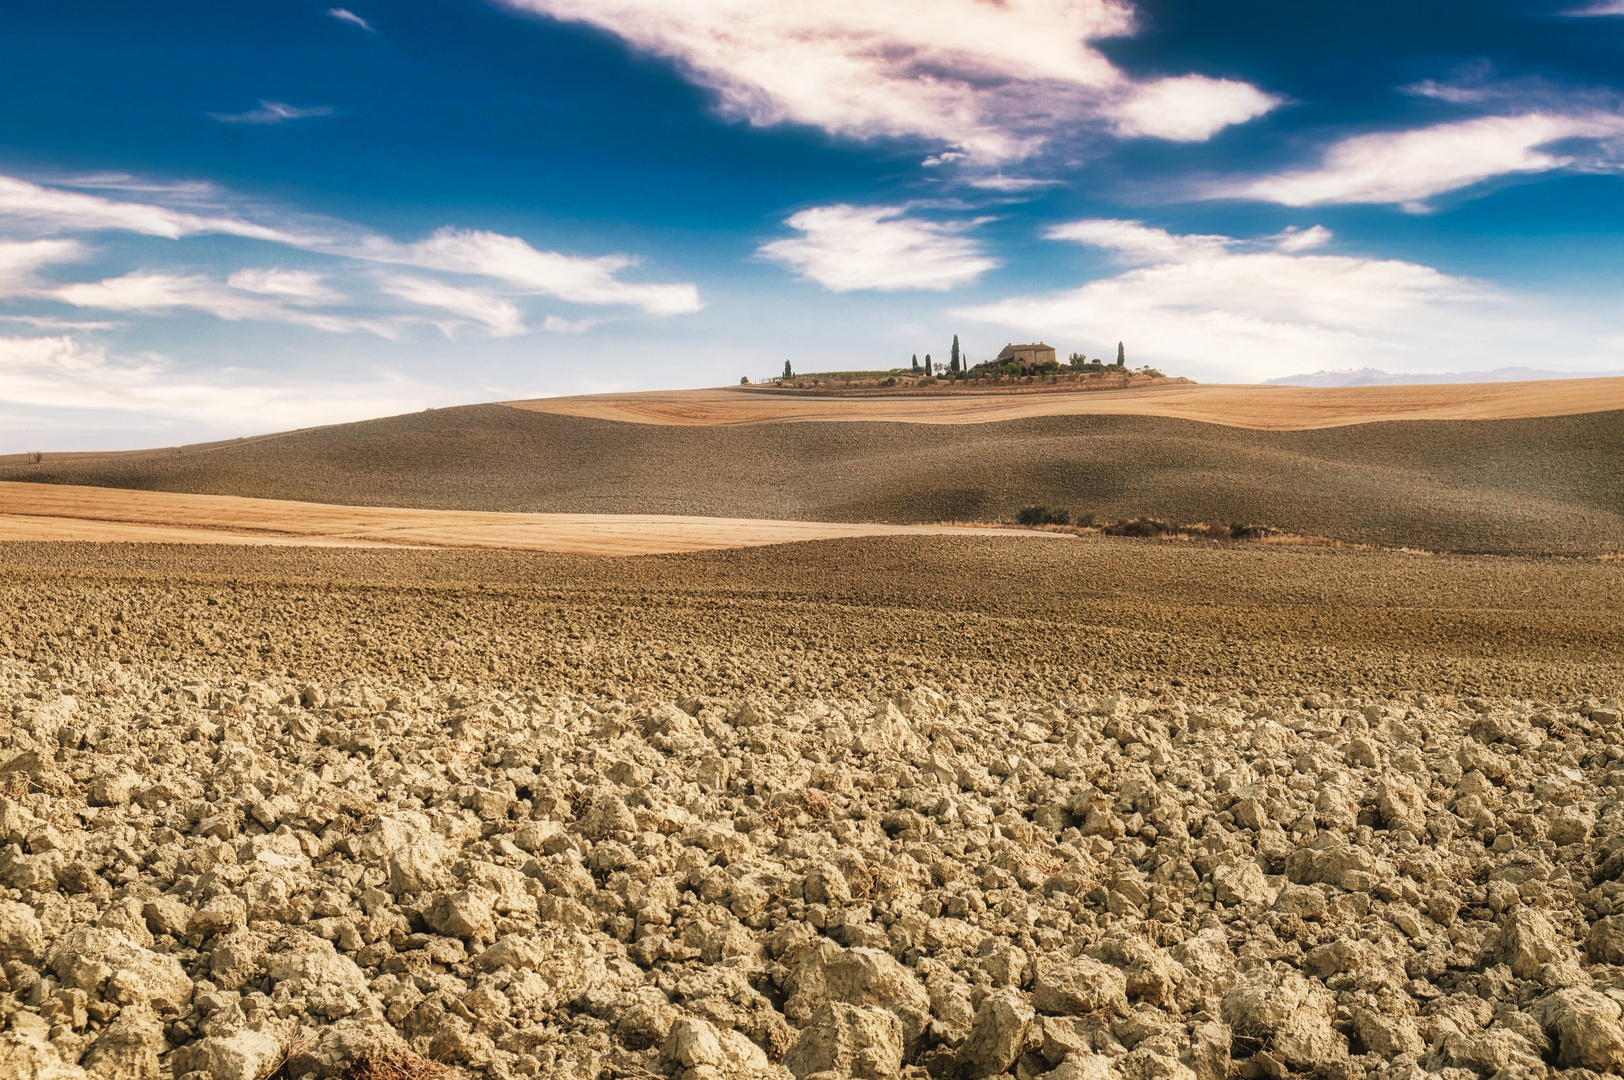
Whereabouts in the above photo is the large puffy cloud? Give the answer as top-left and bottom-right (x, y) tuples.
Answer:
(502, 0), (1276, 160)
(1106, 75), (1278, 142)
(955, 219), (1528, 381)
(1219, 113), (1624, 210)
(758, 205), (998, 291)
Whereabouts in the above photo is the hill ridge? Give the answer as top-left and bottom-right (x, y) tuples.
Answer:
(2, 402), (1621, 556)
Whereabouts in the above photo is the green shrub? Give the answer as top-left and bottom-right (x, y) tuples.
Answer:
(1102, 517), (1171, 537)
(1016, 504), (1072, 526)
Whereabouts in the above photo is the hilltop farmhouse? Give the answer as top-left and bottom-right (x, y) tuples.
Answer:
(995, 342), (1057, 369)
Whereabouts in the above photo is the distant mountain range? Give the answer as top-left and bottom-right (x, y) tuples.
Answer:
(1266, 367), (1624, 387)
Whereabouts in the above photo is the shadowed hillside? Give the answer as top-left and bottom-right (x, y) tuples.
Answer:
(3, 403), (1621, 555)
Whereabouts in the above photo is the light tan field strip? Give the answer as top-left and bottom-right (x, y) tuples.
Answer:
(505, 377), (1624, 430)
(0, 482), (1065, 555)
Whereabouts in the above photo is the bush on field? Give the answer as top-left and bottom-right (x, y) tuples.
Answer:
(1101, 517), (1171, 537)
(1102, 517), (1275, 540)
(1016, 504), (1072, 526)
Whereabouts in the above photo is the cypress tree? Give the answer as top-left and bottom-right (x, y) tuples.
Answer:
(925, 354), (933, 375)
(912, 354), (921, 373)
(1116, 342), (1126, 367)
(783, 360), (793, 379)
(950, 334), (960, 372)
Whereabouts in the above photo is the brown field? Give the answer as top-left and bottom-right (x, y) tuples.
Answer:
(508, 376), (1624, 430)
(4, 398), (1620, 556)
(5, 383), (1624, 1080)
(0, 481), (1062, 555)
(5, 532), (1622, 699)
(4, 530), (1624, 1078)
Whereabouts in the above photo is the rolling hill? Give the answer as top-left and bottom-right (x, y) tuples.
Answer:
(2, 382), (1621, 555)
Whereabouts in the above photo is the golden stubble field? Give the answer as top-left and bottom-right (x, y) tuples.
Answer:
(506, 377), (1624, 430)
(0, 482), (1065, 555)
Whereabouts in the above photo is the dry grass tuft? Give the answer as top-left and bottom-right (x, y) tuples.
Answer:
(801, 788), (833, 820)
(340, 1050), (452, 1080)
(257, 1039), (306, 1080)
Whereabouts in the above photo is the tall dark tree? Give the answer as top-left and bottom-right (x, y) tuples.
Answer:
(924, 354), (933, 375)
(783, 360), (793, 379)
(912, 353), (921, 373)
(950, 334), (960, 373)
(1116, 342), (1126, 367)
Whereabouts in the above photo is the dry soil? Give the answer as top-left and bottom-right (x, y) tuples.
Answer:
(0, 537), (1620, 1080)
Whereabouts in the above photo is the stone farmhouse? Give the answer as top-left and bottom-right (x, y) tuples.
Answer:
(994, 342), (1057, 369)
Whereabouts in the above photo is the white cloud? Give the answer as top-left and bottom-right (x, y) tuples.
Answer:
(0, 315), (120, 331)
(209, 102), (335, 125)
(0, 174), (316, 243)
(359, 227), (703, 315)
(0, 334), (427, 434)
(226, 268), (342, 303)
(379, 276), (526, 337)
(966, 176), (1062, 192)
(0, 239), (84, 293)
(327, 7), (376, 32)
(1272, 224), (1333, 252)
(758, 205), (997, 292)
(956, 219), (1510, 381)
(501, 0), (1276, 160)
(52, 272), (396, 337)
(1564, 0), (1624, 13)
(1043, 219), (1233, 262)
(1220, 113), (1624, 210)
(0, 336), (167, 412)
(0, 172), (704, 332)
(542, 315), (601, 333)
(1107, 75), (1279, 142)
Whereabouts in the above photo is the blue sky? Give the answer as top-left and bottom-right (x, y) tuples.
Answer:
(4, 0), (1624, 449)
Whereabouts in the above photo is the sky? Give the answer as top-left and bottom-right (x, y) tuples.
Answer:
(5, 0), (1624, 449)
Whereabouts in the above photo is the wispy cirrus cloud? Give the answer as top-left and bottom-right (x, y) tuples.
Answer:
(1215, 112), (1624, 210)
(758, 205), (998, 292)
(0, 174), (318, 243)
(225, 268), (342, 303)
(358, 228), (703, 315)
(0, 172), (703, 336)
(957, 220), (1517, 381)
(378, 276), (526, 337)
(327, 7), (376, 32)
(51, 271), (397, 337)
(0, 239), (84, 292)
(500, 0), (1277, 163)
(209, 101), (335, 125)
